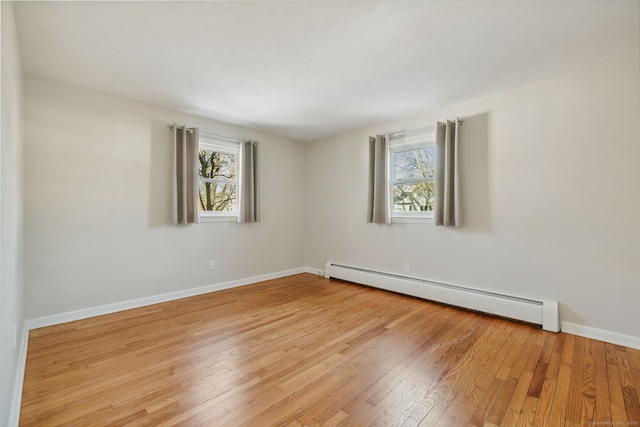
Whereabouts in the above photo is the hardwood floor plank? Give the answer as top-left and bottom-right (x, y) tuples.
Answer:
(460, 323), (529, 406)
(508, 328), (544, 381)
(526, 333), (556, 399)
(500, 370), (533, 426)
(626, 347), (640, 422)
(444, 328), (525, 425)
(19, 273), (640, 426)
(515, 395), (538, 427)
(468, 376), (506, 427)
(565, 335), (586, 424)
(608, 364), (629, 423)
(581, 338), (598, 426)
(433, 398), (468, 427)
(411, 321), (513, 426)
(363, 321), (500, 426)
(531, 378), (556, 426)
(494, 324), (530, 382)
(339, 308), (479, 425)
(622, 386), (640, 424)
(593, 339), (613, 423)
(298, 319), (432, 425)
(548, 364), (571, 425)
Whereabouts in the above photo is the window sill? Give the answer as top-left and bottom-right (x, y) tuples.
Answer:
(391, 216), (434, 224)
(199, 215), (238, 223)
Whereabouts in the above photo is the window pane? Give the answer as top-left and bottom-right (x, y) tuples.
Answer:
(198, 150), (236, 180)
(199, 182), (237, 212)
(394, 146), (435, 180)
(393, 182), (434, 212)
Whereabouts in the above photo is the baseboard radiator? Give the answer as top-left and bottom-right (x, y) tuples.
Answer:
(324, 262), (559, 332)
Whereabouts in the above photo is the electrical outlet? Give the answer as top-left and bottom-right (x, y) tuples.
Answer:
(209, 260), (216, 270)
(403, 262), (410, 273)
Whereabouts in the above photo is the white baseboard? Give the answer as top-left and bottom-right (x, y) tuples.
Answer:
(26, 267), (307, 330)
(304, 266), (325, 277)
(8, 323), (29, 427)
(561, 321), (640, 350)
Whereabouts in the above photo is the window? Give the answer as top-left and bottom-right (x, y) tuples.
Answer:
(198, 134), (240, 218)
(389, 127), (436, 220)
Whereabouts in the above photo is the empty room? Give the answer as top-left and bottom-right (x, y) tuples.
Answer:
(1, 1), (639, 426)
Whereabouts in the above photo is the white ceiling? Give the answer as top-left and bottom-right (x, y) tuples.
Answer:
(13, 1), (640, 142)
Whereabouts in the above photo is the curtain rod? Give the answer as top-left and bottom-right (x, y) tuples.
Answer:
(439, 118), (465, 128)
(167, 124), (241, 143)
(390, 125), (435, 138)
(390, 119), (464, 138)
(201, 132), (241, 143)
(167, 124), (193, 134)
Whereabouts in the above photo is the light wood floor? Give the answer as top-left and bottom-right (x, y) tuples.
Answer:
(20, 273), (640, 426)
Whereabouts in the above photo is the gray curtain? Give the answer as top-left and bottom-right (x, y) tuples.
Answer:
(434, 119), (462, 226)
(239, 139), (259, 223)
(172, 125), (200, 224)
(367, 134), (390, 224)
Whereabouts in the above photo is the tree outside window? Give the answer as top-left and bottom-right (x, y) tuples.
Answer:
(198, 145), (238, 214)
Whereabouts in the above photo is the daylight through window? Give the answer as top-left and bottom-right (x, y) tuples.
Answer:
(198, 135), (240, 216)
(389, 126), (436, 218)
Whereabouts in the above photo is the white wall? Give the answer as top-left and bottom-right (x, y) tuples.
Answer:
(23, 76), (307, 319)
(1, 2), (25, 425)
(305, 56), (640, 339)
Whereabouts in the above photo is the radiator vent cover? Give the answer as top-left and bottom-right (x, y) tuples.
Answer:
(324, 262), (559, 332)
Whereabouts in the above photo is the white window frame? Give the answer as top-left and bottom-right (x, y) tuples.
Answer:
(388, 126), (436, 223)
(198, 133), (241, 222)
